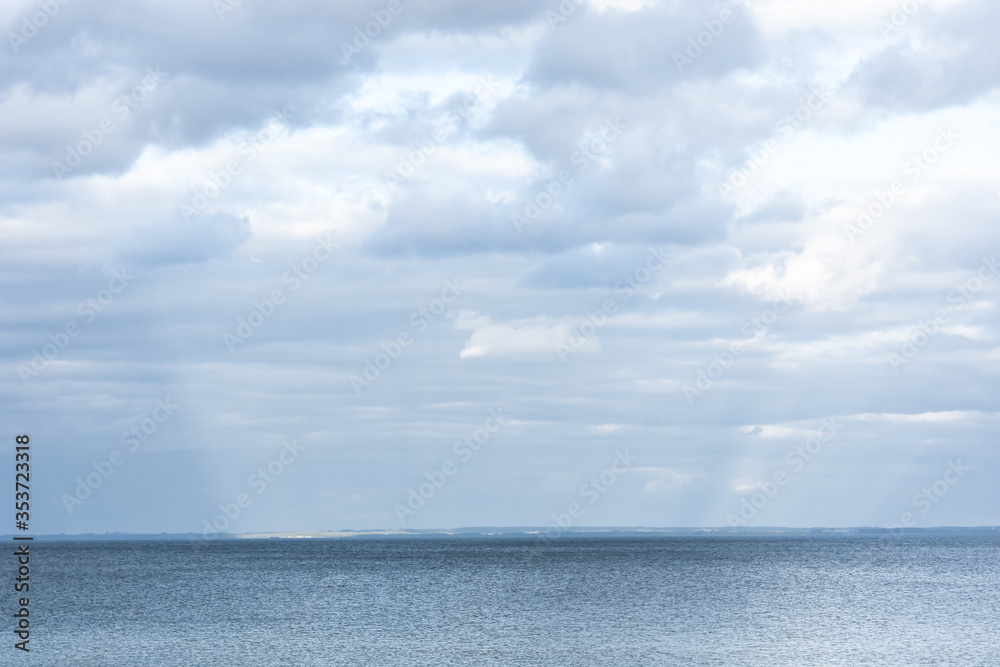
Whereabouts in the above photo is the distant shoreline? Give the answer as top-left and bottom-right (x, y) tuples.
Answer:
(6, 526), (998, 541)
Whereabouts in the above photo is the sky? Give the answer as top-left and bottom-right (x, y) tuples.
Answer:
(2, 0), (998, 534)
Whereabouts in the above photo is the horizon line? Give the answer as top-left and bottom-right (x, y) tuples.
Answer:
(7, 525), (998, 539)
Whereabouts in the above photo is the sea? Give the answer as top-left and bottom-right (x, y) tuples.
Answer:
(18, 533), (1000, 665)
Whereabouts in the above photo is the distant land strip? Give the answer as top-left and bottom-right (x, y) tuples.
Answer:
(3, 526), (998, 541)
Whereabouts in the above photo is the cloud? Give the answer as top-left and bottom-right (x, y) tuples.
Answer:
(849, 1), (1000, 111)
(720, 240), (885, 311)
(640, 468), (698, 495)
(2, 0), (998, 533)
(454, 311), (598, 358)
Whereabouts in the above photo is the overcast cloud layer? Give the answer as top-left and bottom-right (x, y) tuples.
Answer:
(2, 0), (998, 534)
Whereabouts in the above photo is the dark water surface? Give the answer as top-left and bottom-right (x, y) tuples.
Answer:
(19, 535), (1000, 665)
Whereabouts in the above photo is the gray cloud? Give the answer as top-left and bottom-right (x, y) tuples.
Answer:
(849, 1), (1000, 111)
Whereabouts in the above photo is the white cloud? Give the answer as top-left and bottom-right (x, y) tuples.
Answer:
(742, 424), (797, 438)
(850, 410), (990, 423)
(587, 0), (658, 13)
(454, 311), (599, 358)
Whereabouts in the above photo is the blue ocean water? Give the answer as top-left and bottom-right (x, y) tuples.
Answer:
(18, 535), (1000, 665)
